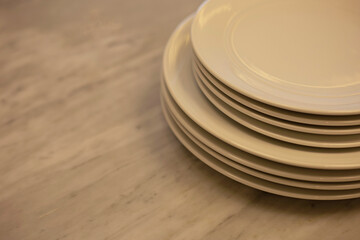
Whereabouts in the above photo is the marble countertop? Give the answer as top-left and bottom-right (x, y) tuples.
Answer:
(1, 0), (360, 239)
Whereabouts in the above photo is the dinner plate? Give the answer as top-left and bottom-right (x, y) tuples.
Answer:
(194, 57), (360, 127)
(162, 90), (360, 190)
(192, 60), (360, 135)
(161, 79), (360, 183)
(193, 66), (360, 148)
(161, 95), (360, 200)
(192, 0), (360, 115)
(162, 15), (360, 170)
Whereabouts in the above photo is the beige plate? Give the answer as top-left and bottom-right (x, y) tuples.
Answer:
(162, 15), (360, 170)
(193, 65), (360, 148)
(193, 59), (360, 135)
(192, 0), (360, 115)
(161, 96), (360, 200)
(162, 89), (360, 190)
(194, 57), (360, 127)
(161, 79), (360, 183)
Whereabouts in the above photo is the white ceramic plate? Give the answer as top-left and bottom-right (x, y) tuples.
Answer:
(162, 15), (360, 170)
(194, 57), (360, 127)
(193, 60), (360, 135)
(161, 79), (360, 183)
(191, 0), (360, 115)
(162, 89), (360, 190)
(193, 65), (360, 148)
(161, 95), (360, 200)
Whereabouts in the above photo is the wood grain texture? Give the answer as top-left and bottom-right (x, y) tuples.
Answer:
(1, 0), (360, 239)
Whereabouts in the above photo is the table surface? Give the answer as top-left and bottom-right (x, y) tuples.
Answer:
(1, 0), (360, 239)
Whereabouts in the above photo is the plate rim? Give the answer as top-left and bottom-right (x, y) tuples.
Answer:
(193, 56), (360, 127)
(162, 90), (360, 190)
(161, 95), (360, 200)
(193, 64), (360, 148)
(191, 0), (360, 115)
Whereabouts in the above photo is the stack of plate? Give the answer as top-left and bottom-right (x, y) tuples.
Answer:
(160, 0), (360, 200)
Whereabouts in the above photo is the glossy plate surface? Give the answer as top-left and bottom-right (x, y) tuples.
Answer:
(161, 96), (360, 200)
(162, 15), (360, 170)
(192, 0), (360, 115)
(161, 79), (360, 183)
(193, 66), (360, 148)
(194, 58), (360, 128)
(162, 88), (360, 190)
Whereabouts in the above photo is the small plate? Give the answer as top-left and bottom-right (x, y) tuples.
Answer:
(193, 65), (360, 148)
(161, 79), (360, 183)
(161, 95), (360, 200)
(194, 57), (360, 127)
(162, 90), (360, 190)
(192, 0), (360, 115)
(162, 15), (360, 170)
(193, 60), (360, 135)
